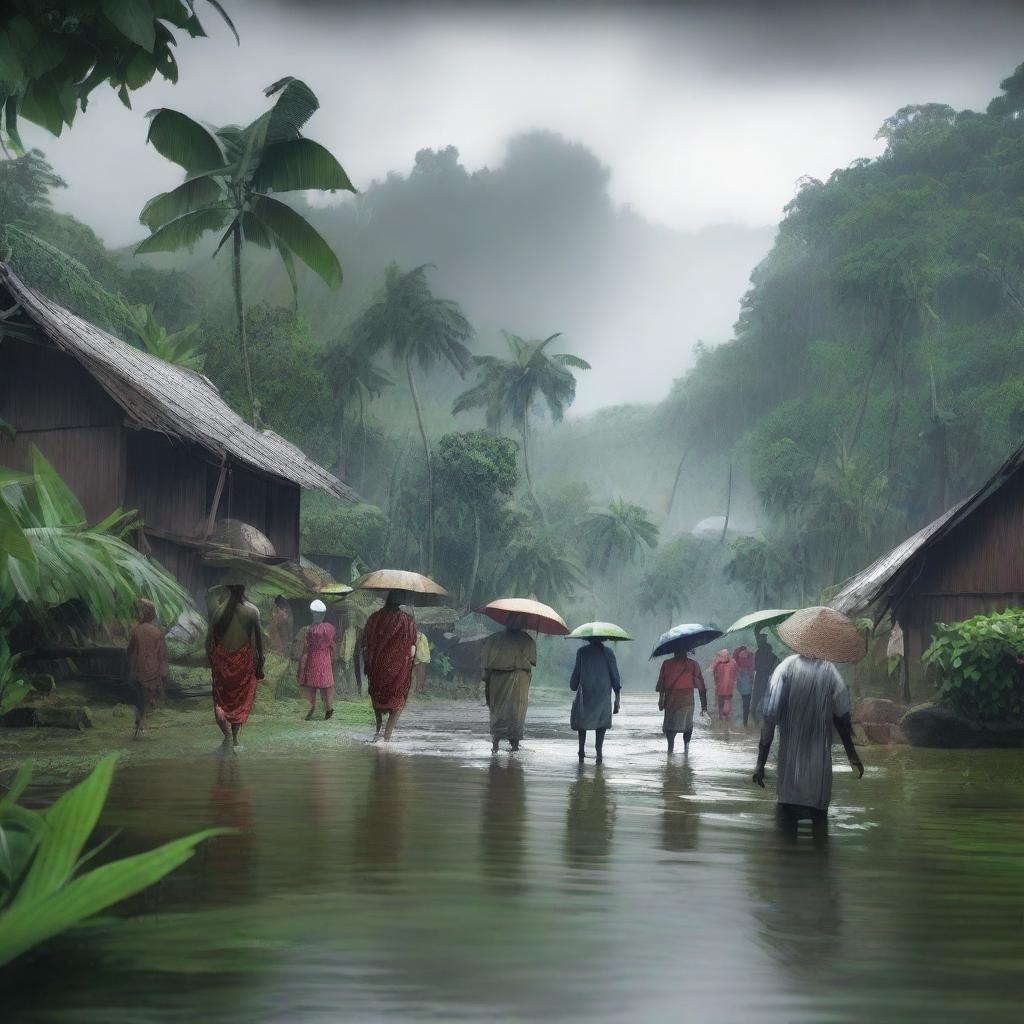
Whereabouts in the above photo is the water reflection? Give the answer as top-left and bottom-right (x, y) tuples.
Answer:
(200, 754), (255, 903)
(660, 759), (700, 852)
(481, 756), (528, 893)
(349, 750), (410, 893)
(564, 765), (616, 867)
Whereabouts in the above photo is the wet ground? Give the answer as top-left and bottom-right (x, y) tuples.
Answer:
(4, 693), (1024, 1022)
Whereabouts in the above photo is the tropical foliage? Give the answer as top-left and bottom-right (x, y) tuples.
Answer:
(0, 2), (236, 147)
(350, 263), (474, 572)
(922, 609), (1024, 721)
(0, 754), (225, 968)
(129, 305), (204, 371)
(452, 331), (590, 514)
(137, 77), (353, 422)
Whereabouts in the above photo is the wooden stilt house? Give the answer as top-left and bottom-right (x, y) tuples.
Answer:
(0, 263), (354, 598)
(831, 440), (1024, 698)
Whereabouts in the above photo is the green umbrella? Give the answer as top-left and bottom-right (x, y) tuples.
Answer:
(723, 608), (796, 637)
(567, 621), (633, 641)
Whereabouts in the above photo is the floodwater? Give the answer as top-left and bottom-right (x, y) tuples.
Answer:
(5, 694), (1024, 1023)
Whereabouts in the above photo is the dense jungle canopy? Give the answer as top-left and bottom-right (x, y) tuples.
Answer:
(4, 61), (1024, 670)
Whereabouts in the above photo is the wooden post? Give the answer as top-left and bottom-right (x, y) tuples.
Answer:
(204, 459), (228, 540)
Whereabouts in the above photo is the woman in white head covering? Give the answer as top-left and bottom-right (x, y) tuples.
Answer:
(298, 598), (337, 720)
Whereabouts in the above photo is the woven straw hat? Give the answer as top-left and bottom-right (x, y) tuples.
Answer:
(776, 606), (865, 663)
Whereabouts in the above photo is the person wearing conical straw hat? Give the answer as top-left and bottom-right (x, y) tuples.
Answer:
(752, 606), (865, 837)
(359, 590), (418, 741)
(206, 573), (265, 749)
(482, 613), (537, 753)
(297, 599), (336, 722)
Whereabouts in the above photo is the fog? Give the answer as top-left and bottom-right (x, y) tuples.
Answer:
(20, 0), (1024, 409)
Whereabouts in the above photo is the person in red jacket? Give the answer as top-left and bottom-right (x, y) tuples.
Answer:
(709, 649), (739, 722)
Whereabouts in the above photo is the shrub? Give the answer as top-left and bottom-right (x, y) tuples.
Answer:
(922, 608), (1024, 720)
(301, 494), (387, 567)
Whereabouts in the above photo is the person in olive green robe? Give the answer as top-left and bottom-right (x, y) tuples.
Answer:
(481, 615), (537, 753)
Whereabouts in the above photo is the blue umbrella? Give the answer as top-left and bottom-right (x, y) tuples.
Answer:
(650, 622), (723, 659)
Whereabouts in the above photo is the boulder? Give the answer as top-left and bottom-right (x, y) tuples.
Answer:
(854, 698), (906, 726)
(2, 705), (93, 729)
(901, 703), (1024, 749)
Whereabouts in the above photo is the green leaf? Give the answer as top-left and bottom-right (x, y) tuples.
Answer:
(31, 448), (85, 528)
(202, 0), (241, 44)
(20, 77), (65, 136)
(263, 77), (319, 144)
(102, 0), (157, 52)
(0, 492), (34, 564)
(250, 195), (342, 289)
(12, 754), (118, 908)
(124, 50), (157, 90)
(139, 172), (225, 230)
(146, 108), (225, 173)
(135, 205), (232, 254)
(252, 139), (356, 194)
(0, 761), (34, 814)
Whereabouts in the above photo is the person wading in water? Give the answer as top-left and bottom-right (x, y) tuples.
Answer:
(358, 590), (417, 741)
(206, 577), (265, 749)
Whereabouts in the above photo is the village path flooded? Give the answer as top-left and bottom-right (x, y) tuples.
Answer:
(6, 694), (1024, 1023)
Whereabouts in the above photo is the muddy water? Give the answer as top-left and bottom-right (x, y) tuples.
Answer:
(5, 695), (1024, 1022)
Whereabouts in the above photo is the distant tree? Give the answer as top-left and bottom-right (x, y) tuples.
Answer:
(0, 150), (64, 226)
(0, 2), (237, 147)
(136, 77), (353, 425)
(637, 535), (704, 629)
(452, 330), (590, 515)
(350, 263), (474, 573)
(435, 430), (519, 607)
(323, 340), (392, 488)
(579, 497), (659, 612)
(492, 522), (584, 606)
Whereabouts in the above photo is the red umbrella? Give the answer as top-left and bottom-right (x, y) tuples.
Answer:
(479, 598), (569, 636)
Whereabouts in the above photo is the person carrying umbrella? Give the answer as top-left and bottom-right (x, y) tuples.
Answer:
(567, 623), (627, 763)
(656, 651), (709, 755)
(752, 607), (865, 838)
(359, 590), (418, 741)
(482, 613), (537, 753)
(751, 629), (779, 724)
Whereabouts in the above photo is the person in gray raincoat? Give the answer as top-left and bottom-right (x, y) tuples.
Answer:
(570, 638), (621, 763)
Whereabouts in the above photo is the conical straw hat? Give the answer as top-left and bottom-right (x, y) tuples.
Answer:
(776, 606), (865, 663)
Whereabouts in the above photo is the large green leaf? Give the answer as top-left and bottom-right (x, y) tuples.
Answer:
(250, 195), (342, 289)
(145, 108), (225, 173)
(101, 0), (157, 52)
(0, 491), (34, 564)
(252, 139), (355, 194)
(139, 172), (225, 230)
(31, 448), (85, 529)
(11, 754), (118, 908)
(135, 205), (232, 254)
(263, 77), (319, 144)
(19, 77), (66, 136)
(0, 826), (226, 967)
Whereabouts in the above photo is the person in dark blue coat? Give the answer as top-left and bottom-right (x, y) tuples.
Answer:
(570, 638), (621, 763)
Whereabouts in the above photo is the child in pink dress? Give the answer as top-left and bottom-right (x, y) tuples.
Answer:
(298, 599), (336, 720)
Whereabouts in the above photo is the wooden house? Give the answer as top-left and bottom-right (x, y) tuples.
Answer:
(0, 263), (354, 598)
(832, 441), (1024, 697)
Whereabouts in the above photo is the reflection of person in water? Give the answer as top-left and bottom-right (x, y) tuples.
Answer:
(564, 766), (616, 867)
(660, 759), (700, 853)
(481, 757), (528, 893)
(349, 751), (410, 892)
(201, 756), (255, 902)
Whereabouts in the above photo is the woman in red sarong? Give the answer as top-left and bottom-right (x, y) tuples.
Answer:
(358, 590), (416, 741)
(206, 582), (265, 747)
(298, 599), (336, 721)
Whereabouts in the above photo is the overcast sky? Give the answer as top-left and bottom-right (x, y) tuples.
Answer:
(25, 0), (1024, 247)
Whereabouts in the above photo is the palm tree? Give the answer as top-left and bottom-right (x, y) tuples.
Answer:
(492, 524), (584, 606)
(452, 331), (590, 515)
(136, 77), (353, 425)
(350, 263), (474, 573)
(323, 340), (392, 488)
(579, 498), (659, 611)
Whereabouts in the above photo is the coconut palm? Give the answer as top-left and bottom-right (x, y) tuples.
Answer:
(136, 77), (353, 424)
(350, 263), (474, 573)
(323, 340), (393, 488)
(579, 498), (659, 611)
(452, 331), (590, 514)
(492, 524), (584, 606)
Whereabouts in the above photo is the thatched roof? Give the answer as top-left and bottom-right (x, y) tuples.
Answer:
(0, 263), (354, 501)
(831, 440), (1024, 617)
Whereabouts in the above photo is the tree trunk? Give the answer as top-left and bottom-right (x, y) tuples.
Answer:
(521, 416), (546, 521)
(232, 226), (257, 427)
(466, 510), (481, 611)
(666, 441), (693, 517)
(719, 464), (733, 544)
(406, 353), (434, 574)
(334, 386), (345, 479)
(359, 390), (368, 493)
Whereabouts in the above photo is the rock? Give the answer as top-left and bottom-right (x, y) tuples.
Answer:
(863, 722), (897, 744)
(901, 703), (1024, 749)
(33, 706), (92, 730)
(854, 698), (906, 726)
